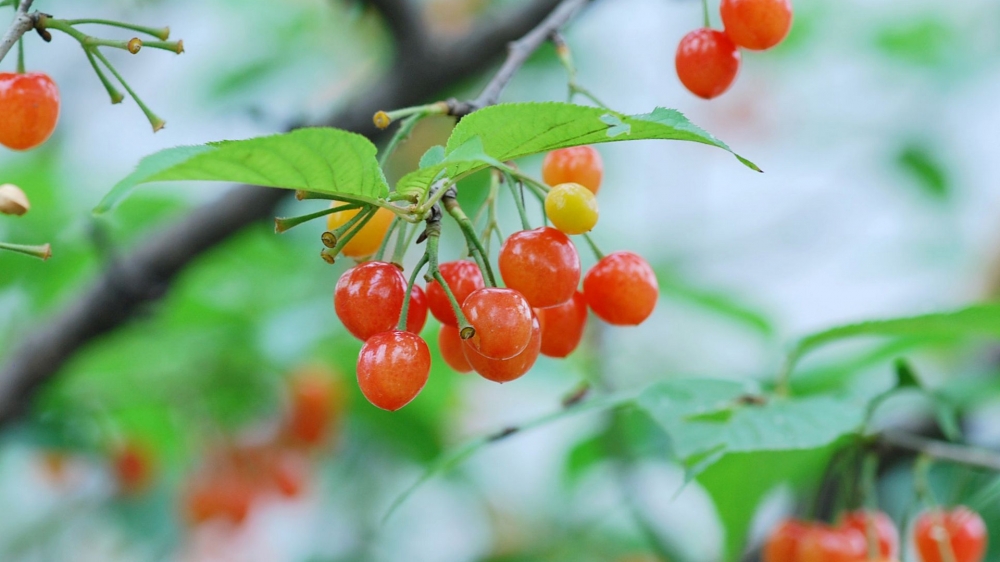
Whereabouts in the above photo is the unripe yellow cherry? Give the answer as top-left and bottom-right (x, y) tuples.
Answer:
(326, 205), (395, 258)
(544, 182), (598, 235)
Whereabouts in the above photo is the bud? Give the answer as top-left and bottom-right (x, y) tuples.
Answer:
(320, 249), (335, 264)
(127, 38), (142, 54)
(321, 231), (337, 248)
(373, 111), (391, 130)
(0, 184), (30, 216)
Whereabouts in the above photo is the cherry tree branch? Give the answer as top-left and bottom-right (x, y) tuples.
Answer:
(879, 430), (1000, 472)
(0, 0), (36, 63)
(0, 0), (592, 426)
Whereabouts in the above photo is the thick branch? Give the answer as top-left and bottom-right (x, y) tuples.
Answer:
(879, 430), (1000, 472)
(0, 0), (588, 426)
(0, 0), (35, 63)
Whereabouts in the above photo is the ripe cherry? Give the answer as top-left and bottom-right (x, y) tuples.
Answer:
(545, 182), (599, 235)
(335, 261), (427, 341)
(266, 450), (309, 498)
(675, 29), (741, 99)
(764, 519), (809, 562)
(538, 291), (588, 358)
(184, 468), (255, 525)
(0, 72), (60, 151)
(326, 206), (395, 258)
(842, 510), (899, 559)
(914, 507), (987, 562)
(113, 442), (154, 494)
(461, 288), (534, 360)
(499, 227), (581, 308)
(287, 365), (342, 447)
(356, 331), (431, 411)
(720, 0), (793, 51)
(427, 260), (485, 326)
(438, 324), (472, 373)
(583, 252), (658, 326)
(542, 146), (604, 194)
(464, 314), (541, 383)
(797, 524), (866, 562)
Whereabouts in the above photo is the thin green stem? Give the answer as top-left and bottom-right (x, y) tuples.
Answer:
(702, 0), (711, 28)
(504, 175), (532, 231)
(63, 19), (170, 41)
(389, 220), (410, 265)
(382, 102), (447, 124)
(373, 217), (400, 262)
(91, 49), (164, 131)
(443, 196), (497, 287)
(397, 254), (430, 331)
(0, 0), (16, 8)
(84, 49), (123, 103)
(580, 233), (605, 260)
(16, 35), (23, 73)
(139, 40), (183, 54)
(379, 112), (423, 168)
(0, 241), (50, 260)
(321, 206), (375, 253)
(570, 84), (610, 109)
(275, 203), (358, 233)
(416, 180), (454, 216)
(428, 241), (474, 337)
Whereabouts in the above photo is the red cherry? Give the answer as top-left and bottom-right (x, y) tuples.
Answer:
(499, 227), (581, 308)
(0, 72), (60, 151)
(184, 468), (255, 525)
(583, 252), (658, 326)
(675, 28), (741, 99)
(764, 519), (809, 562)
(464, 314), (541, 383)
(287, 366), (341, 447)
(914, 507), (987, 562)
(537, 291), (587, 358)
(720, 0), (793, 51)
(438, 324), (472, 373)
(113, 442), (154, 494)
(461, 288), (534, 359)
(356, 331), (431, 411)
(797, 524), (866, 562)
(334, 261), (427, 340)
(841, 510), (899, 559)
(541, 146), (604, 194)
(427, 260), (485, 326)
(267, 451), (309, 498)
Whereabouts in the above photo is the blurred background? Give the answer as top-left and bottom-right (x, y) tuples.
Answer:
(1, 0), (1000, 560)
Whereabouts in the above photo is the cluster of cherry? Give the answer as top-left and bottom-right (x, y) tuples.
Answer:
(330, 146), (659, 411)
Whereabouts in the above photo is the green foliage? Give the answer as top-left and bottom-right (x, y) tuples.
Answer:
(897, 144), (949, 199)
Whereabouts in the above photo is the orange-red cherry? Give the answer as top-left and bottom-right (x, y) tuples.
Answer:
(841, 510), (899, 560)
(797, 524), (866, 562)
(720, 0), (793, 51)
(356, 331), (431, 411)
(537, 291), (587, 358)
(438, 324), (472, 373)
(583, 252), (658, 326)
(499, 227), (581, 308)
(427, 260), (485, 326)
(334, 261), (427, 340)
(464, 314), (541, 383)
(461, 288), (534, 360)
(914, 507), (987, 562)
(675, 29), (741, 99)
(113, 442), (154, 495)
(542, 146), (604, 194)
(764, 519), (809, 562)
(0, 72), (60, 151)
(287, 366), (340, 447)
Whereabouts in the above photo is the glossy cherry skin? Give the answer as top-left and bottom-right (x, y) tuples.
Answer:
(0, 72), (59, 151)
(287, 366), (340, 446)
(499, 227), (581, 308)
(583, 252), (658, 325)
(542, 146), (604, 194)
(675, 29), (741, 99)
(114, 443), (154, 494)
(914, 507), (987, 562)
(356, 331), (431, 411)
(461, 287), (534, 359)
(797, 524), (866, 562)
(720, 0), (793, 51)
(545, 182), (599, 235)
(764, 519), (809, 562)
(326, 206), (395, 258)
(464, 314), (541, 383)
(537, 291), (588, 358)
(438, 324), (472, 373)
(842, 510), (899, 559)
(335, 261), (427, 340)
(427, 260), (485, 326)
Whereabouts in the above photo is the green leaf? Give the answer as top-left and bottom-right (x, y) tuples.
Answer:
(897, 144), (950, 199)
(395, 102), (760, 198)
(95, 128), (389, 213)
(636, 379), (864, 473)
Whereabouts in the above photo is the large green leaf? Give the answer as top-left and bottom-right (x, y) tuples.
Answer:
(95, 128), (389, 213)
(396, 102), (760, 197)
(636, 379), (864, 472)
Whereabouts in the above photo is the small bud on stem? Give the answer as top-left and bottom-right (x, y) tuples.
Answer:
(126, 37), (142, 54)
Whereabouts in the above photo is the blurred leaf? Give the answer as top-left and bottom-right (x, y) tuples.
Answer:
(656, 269), (775, 338)
(897, 144), (949, 199)
(876, 19), (954, 66)
(95, 128), (389, 213)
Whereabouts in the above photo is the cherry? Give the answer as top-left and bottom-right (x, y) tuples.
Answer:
(0, 72), (59, 151)
(499, 227), (581, 308)
(797, 524), (866, 562)
(583, 251), (658, 325)
(461, 287), (534, 359)
(356, 331), (430, 411)
(464, 314), (541, 383)
(675, 29), (741, 99)
(545, 182), (599, 235)
(113, 442), (154, 494)
(842, 510), (899, 560)
(438, 324), (472, 373)
(287, 366), (341, 447)
(265, 450), (309, 498)
(184, 468), (255, 525)
(764, 519), (809, 562)
(538, 291), (588, 358)
(326, 206), (395, 258)
(914, 507), (987, 562)
(720, 0), (793, 51)
(427, 260), (485, 326)
(542, 146), (604, 194)
(334, 261), (427, 341)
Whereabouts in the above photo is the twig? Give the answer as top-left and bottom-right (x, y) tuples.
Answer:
(0, 0), (35, 63)
(879, 431), (1000, 472)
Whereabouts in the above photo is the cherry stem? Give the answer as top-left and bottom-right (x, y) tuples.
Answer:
(381, 102), (449, 126)
(424, 228), (474, 337)
(63, 19), (170, 41)
(701, 0), (711, 28)
(860, 454), (880, 559)
(85, 49), (123, 103)
(372, 216), (400, 262)
(442, 194), (497, 287)
(504, 173), (532, 231)
(90, 48), (164, 131)
(390, 220), (412, 265)
(275, 203), (359, 233)
(379, 112), (423, 168)
(319, 206), (377, 262)
(397, 253), (429, 332)
(551, 31), (608, 108)
(581, 233), (604, 260)
(0, 241), (51, 260)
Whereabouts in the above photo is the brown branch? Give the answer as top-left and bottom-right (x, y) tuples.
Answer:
(0, 0), (591, 426)
(0, 0), (36, 62)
